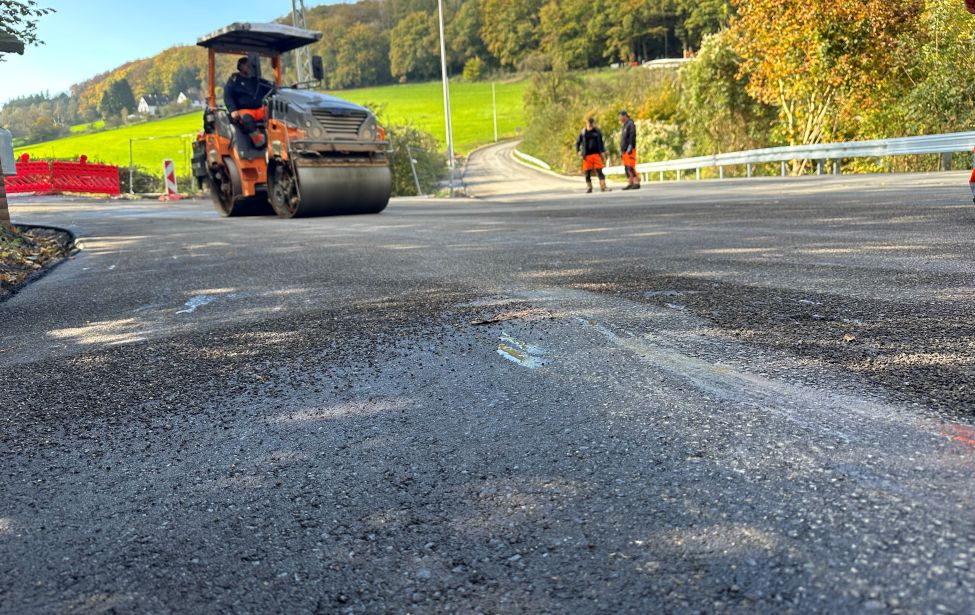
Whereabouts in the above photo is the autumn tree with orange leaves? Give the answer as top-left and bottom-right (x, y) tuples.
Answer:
(730, 0), (920, 170)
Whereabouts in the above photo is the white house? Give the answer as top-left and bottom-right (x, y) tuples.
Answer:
(176, 91), (205, 108)
(138, 94), (168, 115)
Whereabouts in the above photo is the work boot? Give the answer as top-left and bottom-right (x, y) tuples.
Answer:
(632, 183), (641, 190)
(585, 181), (593, 194)
(599, 179), (610, 192)
(622, 184), (633, 191)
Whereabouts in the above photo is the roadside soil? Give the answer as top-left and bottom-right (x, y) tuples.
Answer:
(0, 224), (74, 300)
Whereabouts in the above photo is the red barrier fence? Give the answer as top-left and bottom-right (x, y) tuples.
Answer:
(3, 154), (120, 196)
(5, 157), (52, 194)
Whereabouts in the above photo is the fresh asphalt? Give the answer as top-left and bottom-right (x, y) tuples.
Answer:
(2, 146), (975, 613)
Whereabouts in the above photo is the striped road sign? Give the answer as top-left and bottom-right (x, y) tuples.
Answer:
(163, 159), (178, 196)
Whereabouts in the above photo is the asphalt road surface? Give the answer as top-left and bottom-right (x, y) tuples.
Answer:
(3, 148), (975, 613)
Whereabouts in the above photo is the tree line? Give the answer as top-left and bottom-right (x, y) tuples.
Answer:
(521, 0), (975, 175)
(307, 0), (723, 87)
(2, 0), (716, 142)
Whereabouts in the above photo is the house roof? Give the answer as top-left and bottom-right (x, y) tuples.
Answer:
(140, 94), (168, 106)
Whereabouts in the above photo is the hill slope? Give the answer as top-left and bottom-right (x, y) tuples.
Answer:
(15, 79), (529, 174)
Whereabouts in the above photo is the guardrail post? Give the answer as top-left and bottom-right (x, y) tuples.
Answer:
(677, 169), (682, 181)
(781, 161), (787, 176)
(406, 144), (423, 196)
(719, 166), (724, 180)
(941, 152), (952, 172)
(816, 160), (824, 176)
(696, 168), (701, 181)
(659, 171), (664, 182)
(746, 163), (753, 178)
(833, 160), (840, 175)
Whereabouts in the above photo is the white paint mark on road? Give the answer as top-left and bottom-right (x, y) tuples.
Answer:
(106, 336), (148, 346)
(575, 317), (863, 442)
(274, 398), (413, 423)
(176, 295), (217, 314)
(644, 289), (700, 298)
(497, 333), (545, 368)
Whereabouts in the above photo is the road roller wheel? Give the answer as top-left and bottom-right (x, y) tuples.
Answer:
(286, 161), (392, 217)
(208, 157), (272, 217)
(269, 162), (301, 219)
(208, 159), (236, 217)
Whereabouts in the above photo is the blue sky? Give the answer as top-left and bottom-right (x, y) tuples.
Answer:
(0, 1), (341, 104)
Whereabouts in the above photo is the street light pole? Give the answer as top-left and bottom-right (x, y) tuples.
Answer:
(436, 0), (455, 196)
(291, 0), (312, 83)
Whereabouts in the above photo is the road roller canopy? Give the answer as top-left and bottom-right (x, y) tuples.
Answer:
(197, 22), (322, 55)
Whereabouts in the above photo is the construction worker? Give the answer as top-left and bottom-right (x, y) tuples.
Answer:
(619, 110), (639, 190)
(224, 57), (273, 148)
(576, 117), (609, 193)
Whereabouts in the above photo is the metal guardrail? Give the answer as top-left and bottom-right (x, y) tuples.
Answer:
(513, 149), (551, 171)
(603, 131), (975, 179)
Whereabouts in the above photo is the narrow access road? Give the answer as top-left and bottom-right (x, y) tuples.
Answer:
(464, 140), (582, 199)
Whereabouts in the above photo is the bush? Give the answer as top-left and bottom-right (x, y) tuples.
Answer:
(383, 124), (447, 196)
(119, 166), (198, 195)
(517, 52), (552, 74)
(463, 57), (486, 82)
(678, 31), (776, 156)
(635, 120), (682, 165)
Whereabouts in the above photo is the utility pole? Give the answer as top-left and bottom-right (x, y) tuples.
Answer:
(436, 0), (455, 196)
(291, 0), (312, 83)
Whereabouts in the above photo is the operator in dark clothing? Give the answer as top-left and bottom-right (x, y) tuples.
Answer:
(619, 110), (640, 190)
(575, 117), (610, 193)
(224, 57), (274, 148)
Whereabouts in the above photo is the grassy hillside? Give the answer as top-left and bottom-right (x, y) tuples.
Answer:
(15, 79), (528, 174)
(70, 120), (105, 133)
(17, 114), (201, 176)
(344, 79), (528, 155)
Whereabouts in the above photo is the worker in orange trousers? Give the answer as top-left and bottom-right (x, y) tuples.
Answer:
(575, 117), (610, 193)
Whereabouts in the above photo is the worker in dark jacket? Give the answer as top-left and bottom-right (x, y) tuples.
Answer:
(618, 110), (639, 190)
(575, 117), (609, 193)
(224, 57), (274, 147)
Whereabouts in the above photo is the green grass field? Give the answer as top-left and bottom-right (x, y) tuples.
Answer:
(15, 79), (528, 174)
(341, 79), (528, 154)
(69, 120), (105, 133)
(17, 114), (201, 176)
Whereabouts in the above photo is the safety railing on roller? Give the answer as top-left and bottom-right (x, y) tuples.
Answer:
(602, 131), (975, 181)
